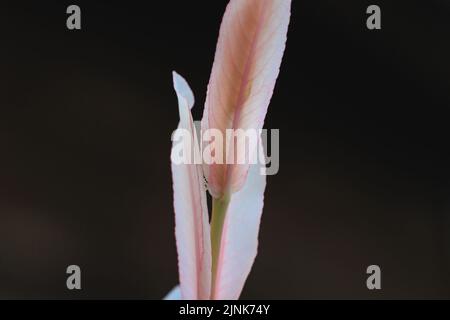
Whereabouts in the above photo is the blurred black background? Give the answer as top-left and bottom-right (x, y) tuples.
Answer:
(0, 0), (449, 299)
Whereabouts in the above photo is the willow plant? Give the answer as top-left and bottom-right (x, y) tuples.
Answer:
(166, 0), (291, 300)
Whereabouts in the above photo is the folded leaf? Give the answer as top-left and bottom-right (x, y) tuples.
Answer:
(202, 0), (291, 198)
(212, 160), (267, 299)
(171, 72), (212, 299)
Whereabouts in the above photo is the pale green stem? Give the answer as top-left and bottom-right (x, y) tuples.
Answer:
(210, 193), (230, 299)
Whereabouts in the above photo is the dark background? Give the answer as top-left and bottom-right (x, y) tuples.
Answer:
(0, 0), (449, 299)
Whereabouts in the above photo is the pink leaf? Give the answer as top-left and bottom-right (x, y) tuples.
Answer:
(171, 72), (212, 299)
(212, 161), (267, 299)
(202, 0), (291, 198)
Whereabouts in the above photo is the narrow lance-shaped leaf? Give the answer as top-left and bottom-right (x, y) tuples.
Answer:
(171, 72), (212, 299)
(212, 154), (267, 299)
(202, 0), (291, 198)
